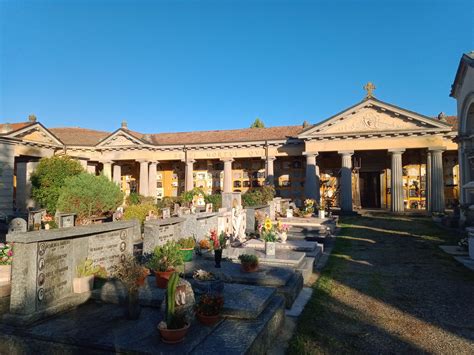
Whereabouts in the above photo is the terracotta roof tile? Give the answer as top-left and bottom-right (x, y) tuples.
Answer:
(444, 116), (458, 130)
(49, 127), (110, 146)
(0, 122), (34, 134)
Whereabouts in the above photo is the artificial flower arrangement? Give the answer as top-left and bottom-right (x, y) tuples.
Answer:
(209, 229), (228, 250)
(258, 217), (277, 242)
(0, 243), (13, 265)
(302, 199), (316, 216)
(276, 221), (290, 233)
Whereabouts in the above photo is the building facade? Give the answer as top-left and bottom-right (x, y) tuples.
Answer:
(0, 87), (458, 216)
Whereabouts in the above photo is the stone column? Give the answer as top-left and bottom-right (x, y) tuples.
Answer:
(138, 160), (149, 196)
(221, 158), (234, 193)
(304, 152), (320, 201)
(184, 160), (195, 192)
(102, 161), (112, 180)
(264, 156), (276, 186)
(426, 150), (432, 212)
(87, 164), (96, 175)
(389, 149), (405, 213)
(78, 159), (88, 170)
(0, 142), (15, 216)
(338, 151), (354, 213)
(430, 148), (445, 213)
(148, 161), (158, 199)
(16, 161), (39, 212)
(113, 164), (122, 186)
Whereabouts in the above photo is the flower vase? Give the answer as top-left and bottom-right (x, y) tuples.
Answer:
(280, 232), (287, 244)
(214, 249), (223, 268)
(318, 210), (325, 219)
(265, 241), (276, 256)
(125, 288), (141, 320)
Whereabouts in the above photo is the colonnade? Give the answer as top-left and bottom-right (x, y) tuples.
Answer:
(80, 147), (446, 212)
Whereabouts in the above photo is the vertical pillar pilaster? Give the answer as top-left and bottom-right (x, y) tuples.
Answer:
(339, 151), (353, 213)
(221, 158), (234, 193)
(430, 148), (445, 213)
(184, 160), (195, 192)
(389, 149), (405, 212)
(148, 162), (158, 199)
(138, 160), (149, 196)
(113, 164), (122, 186)
(263, 156), (276, 186)
(304, 152), (320, 201)
(102, 161), (112, 180)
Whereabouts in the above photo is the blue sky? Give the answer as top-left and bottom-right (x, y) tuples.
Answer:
(0, 0), (472, 133)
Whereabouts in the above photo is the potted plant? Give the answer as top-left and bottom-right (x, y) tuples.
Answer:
(259, 217), (277, 256)
(195, 292), (224, 326)
(192, 269), (224, 295)
(73, 258), (98, 293)
(0, 242), (13, 296)
(177, 237), (196, 262)
(158, 272), (190, 343)
(146, 241), (183, 288)
(276, 221), (290, 244)
(112, 254), (150, 319)
(209, 230), (228, 268)
(238, 254), (259, 273)
(302, 199), (315, 218)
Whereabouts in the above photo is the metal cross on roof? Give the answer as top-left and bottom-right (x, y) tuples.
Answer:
(363, 82), (376, 98)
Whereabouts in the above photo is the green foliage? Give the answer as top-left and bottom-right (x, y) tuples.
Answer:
(157, 196), (180, 210)
(177, 237), (196, 249)
(123, 204), (158, 226)
(112, 254), (149, 292)
(76, 258), (101, 277)
(180, 187), (206, 203)
(31, 156), (84, 214)
(242, 185), (275, 207)
(204, 194), (221, 211)
(126, 193), (155, 206)
(238, 254), (258, 266)
(166, 272), (186, 329)
(146, 241), (183, 272)
(56, 173), (123, 223)
(250, 117), (265, 128)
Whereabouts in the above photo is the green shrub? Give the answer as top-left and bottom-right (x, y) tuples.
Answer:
(205, 194), (222, 211)
(146, 241), (183, 272)
(156, 196), (180, 210)
(242, 186), (275, 207)
(177, 237), (196, 249)
(31, 156), (84, 214)
(238, 254), (259, 266)
(180, 187), (206, 203)
(123, 203), (158, 226)
(126, 193), (156, 206)
(56, 173), (123, 223)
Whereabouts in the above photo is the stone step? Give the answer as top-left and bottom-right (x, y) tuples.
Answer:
(297, 257), (315, 284)
(0, 294), (286, 354)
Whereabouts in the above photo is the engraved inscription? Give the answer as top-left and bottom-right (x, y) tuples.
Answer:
(157, 225), (175, 246)
(88, 230), (129, 274)
(36, 240), (72, 309)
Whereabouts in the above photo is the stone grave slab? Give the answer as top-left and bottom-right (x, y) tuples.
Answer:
(243, 238), (318, 253)
(8, 218), (26, 234)
(142, 217), (184, 254)
(0, 292), (286, 354)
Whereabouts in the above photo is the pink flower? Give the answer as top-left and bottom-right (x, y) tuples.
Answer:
(7, 251), (13, 257)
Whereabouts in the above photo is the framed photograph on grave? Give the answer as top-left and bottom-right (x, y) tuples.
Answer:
(162, 208), (171, 219)
(206, 203), (213, 213)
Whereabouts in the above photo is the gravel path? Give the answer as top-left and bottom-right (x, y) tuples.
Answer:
(288, 214), (474, 354)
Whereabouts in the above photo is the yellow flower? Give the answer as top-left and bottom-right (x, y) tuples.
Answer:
(264, 218), (273, 232)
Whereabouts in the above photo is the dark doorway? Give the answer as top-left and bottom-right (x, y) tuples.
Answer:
(359, 172), (381, 208)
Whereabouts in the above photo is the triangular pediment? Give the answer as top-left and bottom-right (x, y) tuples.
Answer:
(97, 129), (145, 147)
(7, 123), (63, 146)
(299, 98), (453, 138)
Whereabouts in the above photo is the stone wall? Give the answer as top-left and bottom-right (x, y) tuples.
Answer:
(4, 220), (140, 324)
(245, 205), (271, 234)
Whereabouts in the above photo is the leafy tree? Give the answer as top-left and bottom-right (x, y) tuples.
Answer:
(56, 173), (124, 223)
(250, 118), (265, 128)
(31, 156), (84, 213)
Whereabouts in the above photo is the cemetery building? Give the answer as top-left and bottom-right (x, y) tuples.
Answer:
(0, 86), (458, 216)
(451, 51), (474, 220)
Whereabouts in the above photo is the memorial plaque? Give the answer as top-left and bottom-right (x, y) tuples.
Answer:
(206, 203), (213, 213)
(286, 209), (293, 218)
(162, 208), (171, 219)
(36, 240), (73, 310)
(8, 217), (27, 234)
(28, 210), (45, 231)
(157, 225), (175, 246)
(88, 229), (130, 274)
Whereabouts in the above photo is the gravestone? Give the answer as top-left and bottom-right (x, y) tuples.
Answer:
(173, 204), (180, 216)
(143, 218), (184, 254)
(177, 207), (191, 217)
(28, 210), (45, 231)
(205, 203), (213, 213)
(55, 212), (76, 228)
(162, 208), (171, 219)
(222, 192), (241, 210)
(4, 220), (139, 325)
(8, 218), (27, 234)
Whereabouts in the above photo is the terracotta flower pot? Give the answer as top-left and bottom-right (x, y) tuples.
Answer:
(155, 270), (174, 289)
(73, 275), (94, 293)
(158, 322), (190, 344)
(303, 213), (313, 218)
(196, 312), (220, 326)
(240, 262), (258, 273)
(0, 264), (12, 283)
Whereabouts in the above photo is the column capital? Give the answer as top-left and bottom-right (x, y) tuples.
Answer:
(136, 159), (149, 164)
(100, 160), (113, 165)
(338, 150), (354, 156)
(181, 159), (196, 164)
(148, 161), (159, 166)
(303, 151), (319, 157)
(428, 146), (446, 153)
(262, 156), (277, 161)
(388, 149), (405, 154)
(220, 158), (234, 163)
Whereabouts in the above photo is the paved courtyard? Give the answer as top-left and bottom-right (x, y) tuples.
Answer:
(288, 214), (474, 354)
